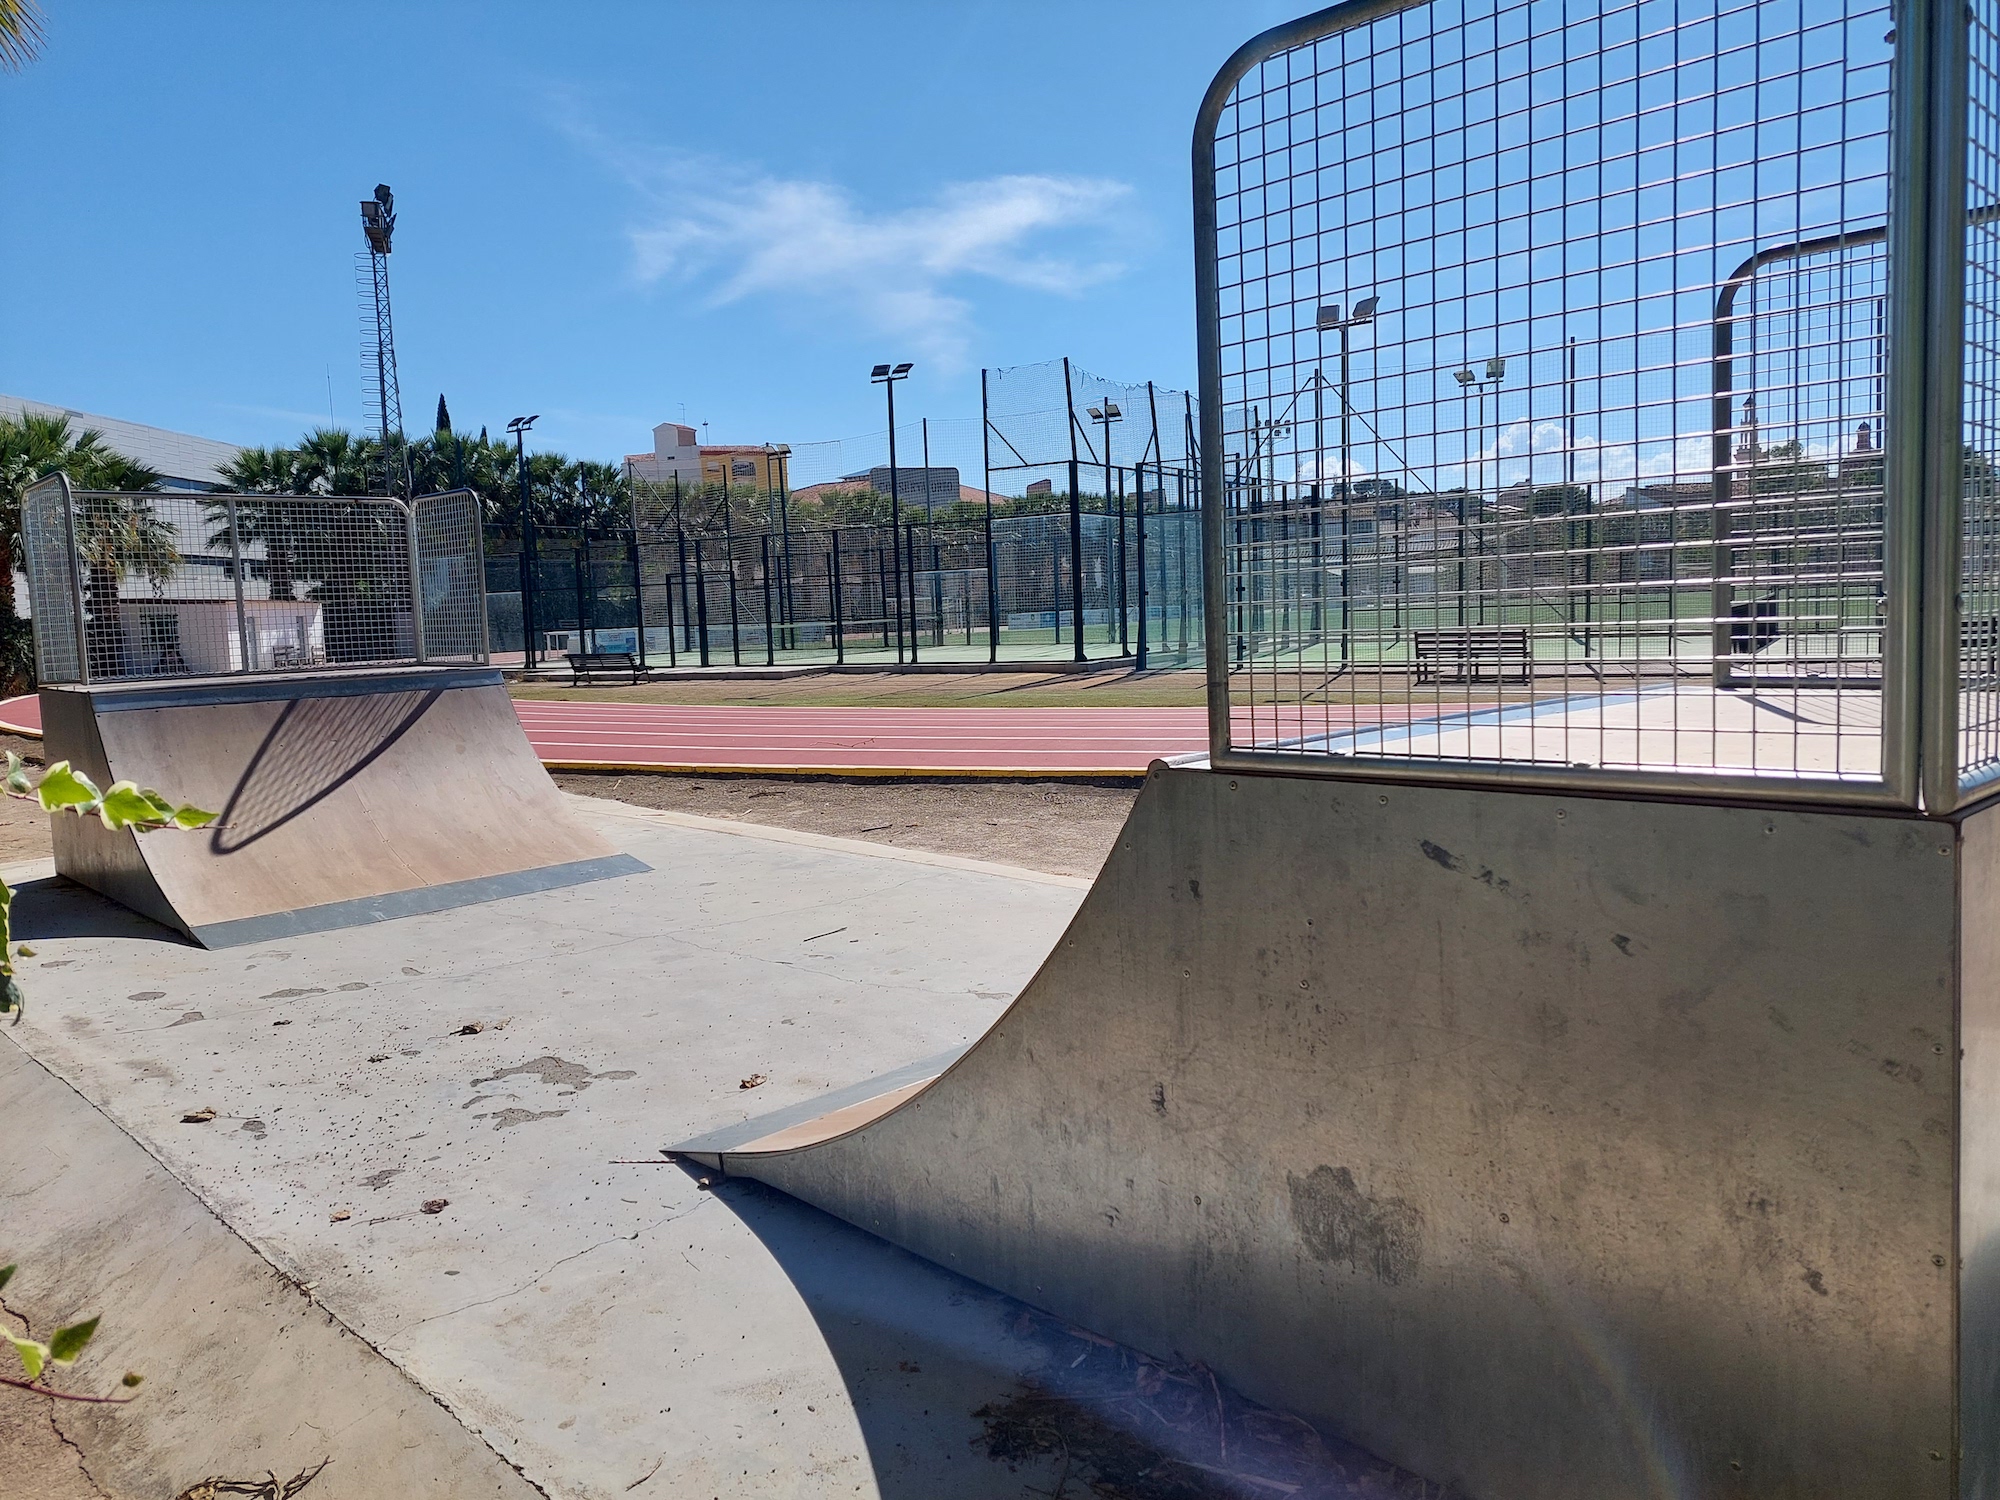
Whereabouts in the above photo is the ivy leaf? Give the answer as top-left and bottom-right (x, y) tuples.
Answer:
(8, 1333), (47, 1383)
(48, 1316), (99, 1364)
(35, 762), (101, 815)
(3, 752), (30, 798)
(0, 973), (23, 1018)
(0, 1264), (14, 1293)
(97, 782), (169, 831)
(169, 804), (218, 830)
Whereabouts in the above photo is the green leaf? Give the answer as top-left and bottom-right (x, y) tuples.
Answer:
(0, 1264), (14, 1293)
(8, 1334), (46, 1382)
(97, 782), (168, 831)
(169, 804), (218, 830)
(0, 973), (24, 1017)
(48, 1317), (98, 1364)
(35, 762), (101, 815)
(3, 752), (30, 798)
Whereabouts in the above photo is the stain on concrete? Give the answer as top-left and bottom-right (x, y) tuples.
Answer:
(1419, 841), (1461, 872)
(128, 990), (165, 1001)
(1802, 1267), (1829, 1296)
(486, 1108), (568, 1129)
(1611, 934), (1634, 956)
(1287, 1165), (1423, 1285)
(472, 1056), (633, 1094)
(169, 1012), (204, 1027)
(240, 1118), (266, 1140)
(260, 987), (325, 1000)
(362, 1168), (402, 1191)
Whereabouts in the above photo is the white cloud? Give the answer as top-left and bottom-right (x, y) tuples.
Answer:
(558, 114), (1132, 366)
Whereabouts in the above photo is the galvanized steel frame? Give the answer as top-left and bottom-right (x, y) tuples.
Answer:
(23, 479), (488, 684)
(1193, 0), (1977, 812)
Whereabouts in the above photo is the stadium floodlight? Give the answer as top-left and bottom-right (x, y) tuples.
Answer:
(1486, 356), (1507, 381)
(892, 362), (914, 376)
(1453, 368), (1475, 385)
(360, 184), (396, 255)
(871, 364), (892, 378)
(1316, 304), (1342, 330)
(1352, 296), (1380, 321)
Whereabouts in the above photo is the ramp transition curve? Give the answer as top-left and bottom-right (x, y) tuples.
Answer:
(685, 760), (1997, 1498)
(41, 666), (644, 947)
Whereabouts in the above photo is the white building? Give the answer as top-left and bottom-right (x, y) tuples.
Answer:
(0, 394), (242, 491)
(623, 421), (700, 485)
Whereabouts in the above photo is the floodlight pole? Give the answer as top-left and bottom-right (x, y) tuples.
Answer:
(872, 362), (914, 662)
(1316, 298), (1379, 662)
(509, 415), (540, 670)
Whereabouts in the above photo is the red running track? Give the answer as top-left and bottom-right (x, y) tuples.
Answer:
(0, 694), (1474, 775)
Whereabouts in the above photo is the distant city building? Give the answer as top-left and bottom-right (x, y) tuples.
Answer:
(0, 394), (241, 491)
(623, 421), (700, 485)
(844, 466), (960, 511)
(702, 445), (788, 490)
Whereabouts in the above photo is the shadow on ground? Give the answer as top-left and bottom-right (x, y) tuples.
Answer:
(692, 1170), (1443, 1500)
(10, 877), (189, 945)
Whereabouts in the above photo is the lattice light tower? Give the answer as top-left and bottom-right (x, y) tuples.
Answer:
(357, 184), (406, 497)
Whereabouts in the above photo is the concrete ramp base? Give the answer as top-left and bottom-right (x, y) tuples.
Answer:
(42, 668), (643, 946)
(0, 1037), (541, 1500)
(691, 762), (2000, 1499)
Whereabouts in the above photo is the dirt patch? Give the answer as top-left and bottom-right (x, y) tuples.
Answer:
(976, 1305), (1438, 1498)
(0, 732), (50, 867)
(556, 772), (1140, 879)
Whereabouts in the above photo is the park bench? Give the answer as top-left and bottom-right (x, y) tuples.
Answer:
(1413, 626), (1533, 685)
(564, 651), (644, 686)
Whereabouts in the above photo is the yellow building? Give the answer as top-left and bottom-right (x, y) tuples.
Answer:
(699, 445), (789, 491)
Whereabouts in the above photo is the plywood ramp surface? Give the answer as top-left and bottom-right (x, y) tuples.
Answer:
(43, 669), (639, 945)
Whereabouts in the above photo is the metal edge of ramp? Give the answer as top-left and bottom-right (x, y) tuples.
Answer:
(675, 760), (1981, 1500)
(41, 667), (648, 947)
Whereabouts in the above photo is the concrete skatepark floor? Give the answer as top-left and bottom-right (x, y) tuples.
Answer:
(0, 794), (1105, 1497)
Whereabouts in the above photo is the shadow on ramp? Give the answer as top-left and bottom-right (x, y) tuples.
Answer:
(682, 1166), (1427, 1499)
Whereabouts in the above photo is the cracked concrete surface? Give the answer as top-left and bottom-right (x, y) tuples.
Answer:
(3, 795), (1087, 1498)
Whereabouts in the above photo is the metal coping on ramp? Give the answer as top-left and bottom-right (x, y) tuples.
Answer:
(186, 852), (649, 948)
(74, 665), (505, 713)
(674, 1045), (970, 1165)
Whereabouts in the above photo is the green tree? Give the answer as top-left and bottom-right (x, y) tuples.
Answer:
(0, 413), (169, 686)
(0, 0), (43, 70)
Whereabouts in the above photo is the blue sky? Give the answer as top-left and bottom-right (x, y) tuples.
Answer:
(0, 2), (1301, 480)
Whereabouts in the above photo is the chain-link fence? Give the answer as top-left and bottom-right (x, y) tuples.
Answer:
(22, 474), (487, 684)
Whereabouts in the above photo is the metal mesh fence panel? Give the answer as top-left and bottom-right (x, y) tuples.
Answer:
(413, 489), (487, 662)
(22, 474), (81, 684)
(1963, 0), (2000, 788)
(22, 488), (481, 683)
(1202, 0), (1900, 792)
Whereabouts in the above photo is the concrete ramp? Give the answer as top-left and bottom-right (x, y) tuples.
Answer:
(687, 761), (1997, 1499)
(42, 667), (643, 946)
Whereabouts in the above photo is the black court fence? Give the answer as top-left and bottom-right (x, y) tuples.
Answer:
(485, 504), (1203, 670)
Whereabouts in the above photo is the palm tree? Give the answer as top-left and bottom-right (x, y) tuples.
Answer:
(0, 413), (170, 685)
(0, 0), (44, 70)
(214, 446), (306, 601)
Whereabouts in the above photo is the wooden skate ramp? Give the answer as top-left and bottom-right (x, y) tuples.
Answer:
(686, 760), (2000, 1499)
(42, 667), (644, 946)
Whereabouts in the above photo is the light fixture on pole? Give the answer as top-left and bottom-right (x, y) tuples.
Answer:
(1451, 357), (1506, 626)
(1086, 401), (1126, 654)
(871, 362), (914, 661)
(508, 414), (541, 670)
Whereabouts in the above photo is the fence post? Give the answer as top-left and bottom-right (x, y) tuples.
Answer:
(227, 497), (255, 674)
(831, 529), (846, 665)
(630, 529), (647, 669)
(983, 367), (999, 662)
(406, 499), (429, 664)
(59, 478), (91, 683)
(1136, 461), (1149, 671)
(693, 538), (711, 668)
(1117, 466), (1130, 655)
(1064, 357), (1086, 662)
(676, 530), (693, 653)
(726, 536), (743, 666)
(761, 533), (775, 667)
(907, 522), (921, 663)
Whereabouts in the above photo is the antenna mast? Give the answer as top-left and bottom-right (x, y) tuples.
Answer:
(357, 184), (407, 496)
